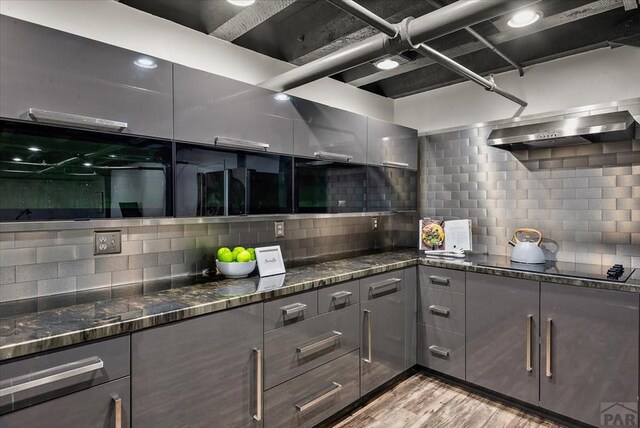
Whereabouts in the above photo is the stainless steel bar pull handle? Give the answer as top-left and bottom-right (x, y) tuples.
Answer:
(330, 290), (353, 300)
(0, 356), (104, 397)
(429, 275), (450, 285)
(369, 278), (401, 296)
(383, 160), (409, 168)
(429, 345), (450, 358)
(112, 395), (122, 428)
(429, 305), (450, 316)
(526, 315), (533, 372)
(363, 309), (373, 364)
(280, 302), (307, 316)
(28, 108), (127, 132)
(546, 318), (553, 378)
(314, 151), (353, 162)
(253, 348), (263, 421)
(295, 382), (342, 412)
(214, 136), (270, 151)
(297, 331), (342, 356)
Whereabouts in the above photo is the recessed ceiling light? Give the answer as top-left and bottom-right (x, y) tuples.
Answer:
(109, 154), (118, 158)
(12, 157), (22, 162)
(134, 58), (158, 69)
(274, 93), (290, 101)
(28, 147), (41, 152)
(83, 162), (92, 167)
(227, 0), (255, 6)
(382, 137), (390, 141)
(375, 59), (399, 70)
(507, 9), (540, 28)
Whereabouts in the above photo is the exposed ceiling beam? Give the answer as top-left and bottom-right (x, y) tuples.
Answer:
(210, 0), (298, 42)
(345, 0), (625, 87)
(622, 0), (638, 10)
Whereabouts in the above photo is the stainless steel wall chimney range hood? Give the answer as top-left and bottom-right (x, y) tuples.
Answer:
(487, 110), (637, 150)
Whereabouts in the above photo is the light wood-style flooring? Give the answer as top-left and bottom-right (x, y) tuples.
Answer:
(331, 373), (565, 428)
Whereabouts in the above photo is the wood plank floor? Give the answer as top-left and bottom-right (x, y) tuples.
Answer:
(330, 373), (565, 428)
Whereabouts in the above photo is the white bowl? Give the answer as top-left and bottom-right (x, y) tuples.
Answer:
(216, 260), (256, 279)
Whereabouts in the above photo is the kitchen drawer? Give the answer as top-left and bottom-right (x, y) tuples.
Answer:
(0, 335), (130, 414)
(418, 286), (465, 334)
(360, 271), (404, 302)
(264, 350), (359, 428)
(417, 323), (465, 380)
(264, 304), (358, 389)
(318, 281), (360, 314)
(1, 377), (130, 427)
(419, 266), (465, 294)
(264, 291), (318, 331)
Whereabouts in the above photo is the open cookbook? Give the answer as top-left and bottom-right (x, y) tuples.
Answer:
(419, 218), (473, 252)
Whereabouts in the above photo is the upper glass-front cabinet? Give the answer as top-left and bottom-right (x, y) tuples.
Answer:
(367, 166), (417, 211)
(0, 16), (173, 139)
(175, 143), (293, 217)
(0, 121), (172, 221)
(367, 118), (418, 170)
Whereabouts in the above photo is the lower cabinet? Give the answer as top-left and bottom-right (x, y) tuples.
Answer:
(360, 271), (406, 395)
(131, 303), (264, 427)
(466, 273), (540, 406)
(540, 282), (639, 427)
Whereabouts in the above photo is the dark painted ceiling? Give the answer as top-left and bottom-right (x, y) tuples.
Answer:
(121, 0), (640, 99)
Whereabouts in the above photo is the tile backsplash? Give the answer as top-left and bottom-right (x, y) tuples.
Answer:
(0, 213), (416, 302)
(420, 103), (640, 268)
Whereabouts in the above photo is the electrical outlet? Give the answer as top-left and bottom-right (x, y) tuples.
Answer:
(94, 230), (122, 255)
(274, 221), (285, 239)
(372, 217), (379, 231)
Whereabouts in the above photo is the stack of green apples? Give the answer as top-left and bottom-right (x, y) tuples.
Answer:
(215, 246), (258, 279)
(216, 246), (256, 263)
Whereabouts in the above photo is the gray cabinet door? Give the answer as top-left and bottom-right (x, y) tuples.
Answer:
(174, 65), (293, 154)
(540, 283), (639, 427)
(367, 117), (418, 170)
(0, 16), (173, 139)
(466, 273), (539, 406)
(0, 377), (130, 428)
(360, 273), (405, 395)
(132, 304), (264, 428)
(404, 267), (417, 369)
(293, 97), (367, 164)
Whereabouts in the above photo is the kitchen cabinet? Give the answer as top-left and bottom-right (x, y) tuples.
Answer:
(360, 270), (405, 395)
(465, 273), (540, 406)
(540, 282), (639, 427)
(174, 65), (294, 155)
(293, 98), (367, 164)
(366, 166), (418, 212)
(404, 267), (417, 369)
(0, 16), (172, 139)
(131, 303), (264, 427)
(367, 118), (418, 170)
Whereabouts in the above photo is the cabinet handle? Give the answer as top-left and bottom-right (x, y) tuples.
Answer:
(428, 305), (450, 316)
(253, 348), (263, 421)
(280, 302), (307, 316)
(429, 345), (450, 358)
(363, 309), (373, 364)
(383, 160), (409, 168)
(429, 275), (450, 286)
(28, 108), (127, 132)
(295, 382), (342, 413)
(526, 315), (533, 372)
(369, 278), (401, 296)
(314, 151), (353, 162)
(546, 318), (553, 378)
(0, 356), (104, 397)
(112, 395), (122, 428)
(297, 331), (342, 356)
(330, 290), (353, 300)
(214, 136), (269, 151)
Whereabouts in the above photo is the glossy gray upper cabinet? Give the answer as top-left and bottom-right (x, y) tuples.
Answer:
(293, 97), (367, 164)
(465, 273), (540, 406)
(174, 65), (293, 154)
(0, 16), (172, 139)
(132, 303), (264, 427)
(540, 283), (639, 427)
(367, 118), (418, 170)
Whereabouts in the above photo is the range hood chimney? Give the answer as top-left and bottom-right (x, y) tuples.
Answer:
(487, 110), (637, 150)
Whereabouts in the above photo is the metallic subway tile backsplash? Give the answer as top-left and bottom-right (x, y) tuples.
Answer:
(0, 213), (416, 302)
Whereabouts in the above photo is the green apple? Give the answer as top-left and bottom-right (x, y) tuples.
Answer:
(218, 251), (235, 263)
(232, 246), (246, 254)
(236, 250), (252, 263)
(247, 248), (256, 261)
(216, 247), (231, 260)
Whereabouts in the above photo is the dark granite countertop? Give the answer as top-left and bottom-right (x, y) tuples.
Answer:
(1, 250), (637, 361)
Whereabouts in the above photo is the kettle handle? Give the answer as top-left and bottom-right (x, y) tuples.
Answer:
(513, 228), (543, 245)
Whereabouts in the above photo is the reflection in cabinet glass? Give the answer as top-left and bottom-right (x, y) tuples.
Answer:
(294, 158), (366, 213)
(0, 120), (172, 221)
(175, 143), (293, 216)
(367, 166), (417, 212)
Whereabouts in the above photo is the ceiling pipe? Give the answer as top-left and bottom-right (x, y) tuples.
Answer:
(324, 0), (528, 107)
(259, 0), (536, 93)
